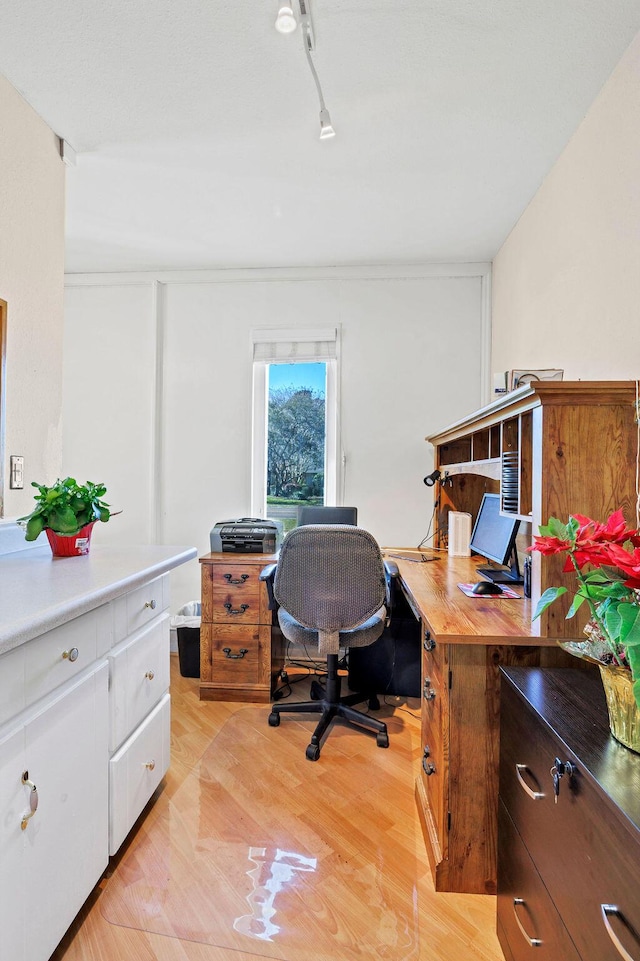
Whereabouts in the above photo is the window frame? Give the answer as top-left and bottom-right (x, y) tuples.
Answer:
(251, 341), (339, 520)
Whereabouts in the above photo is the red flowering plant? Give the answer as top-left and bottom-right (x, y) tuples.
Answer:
(529, 509), (640, 709)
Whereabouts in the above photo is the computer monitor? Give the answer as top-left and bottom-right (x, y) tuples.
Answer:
(469, 493), (522, 584)
(297, 506), (358, 526)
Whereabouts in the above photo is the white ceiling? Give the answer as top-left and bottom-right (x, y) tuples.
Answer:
(1, 1), (640, 274)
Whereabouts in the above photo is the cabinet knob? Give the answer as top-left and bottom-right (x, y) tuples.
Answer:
(20, 771), (38, 830)
(144, 599), (157, 610)
(145, 670), (155, 681)
(423, 630), (436, 651)
(62, 647), (79, 662)
(144, 761), (156, 771)
(423, 678), (437, 701)
(422, 759), (436, 776)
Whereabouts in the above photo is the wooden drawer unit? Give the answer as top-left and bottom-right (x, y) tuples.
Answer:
(498, 667), (640, 961)
(199, 552), (284, 702)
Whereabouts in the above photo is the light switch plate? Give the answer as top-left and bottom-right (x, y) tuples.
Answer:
(10, 455), (24, 489)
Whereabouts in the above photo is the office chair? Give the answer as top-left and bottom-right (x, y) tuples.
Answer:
(297, 505), (358, 526)
(261, 524), (396, 761)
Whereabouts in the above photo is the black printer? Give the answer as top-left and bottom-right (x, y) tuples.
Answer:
(210, 517), (282, 554)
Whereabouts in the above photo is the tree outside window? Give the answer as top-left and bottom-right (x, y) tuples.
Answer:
(266, 363), (326, 530)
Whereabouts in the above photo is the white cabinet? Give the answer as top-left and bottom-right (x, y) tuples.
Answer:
(107, 579), (171, 854)
(0, 548), (192, 961)
(0, 661), (109, 961)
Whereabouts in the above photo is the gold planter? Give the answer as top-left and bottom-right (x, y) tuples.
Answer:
(598, 665), (640, 754)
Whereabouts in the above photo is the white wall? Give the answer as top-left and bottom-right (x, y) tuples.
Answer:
(0, 73), (65, 519)
(64, 266), (488, 608)
(491, 32), (640, 378)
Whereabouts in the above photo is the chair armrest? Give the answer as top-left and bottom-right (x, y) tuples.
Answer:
(259, 563), (278, 610)
(383, 560), (399, 623)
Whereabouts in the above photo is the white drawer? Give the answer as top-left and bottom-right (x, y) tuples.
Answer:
(109, 692), (170, 854)
(113, 575), (169, 643)
(109, 613), (170, 751)
(23, 604), (112, 709)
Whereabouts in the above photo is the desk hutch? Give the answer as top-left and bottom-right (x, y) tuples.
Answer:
(400, 380), (639, 896)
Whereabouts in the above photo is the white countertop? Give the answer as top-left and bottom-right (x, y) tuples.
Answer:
(0, 543), (197, 655)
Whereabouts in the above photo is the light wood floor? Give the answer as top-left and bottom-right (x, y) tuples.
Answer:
(51, 656), (505, 961)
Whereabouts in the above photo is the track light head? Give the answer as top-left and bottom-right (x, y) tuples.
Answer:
(275, 1), (297, 34)
(319, 107), (336, 140)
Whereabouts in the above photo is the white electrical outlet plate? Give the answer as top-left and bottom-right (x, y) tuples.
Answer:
(10, 455), (24, 489)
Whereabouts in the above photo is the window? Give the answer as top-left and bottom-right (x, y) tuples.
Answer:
(251, 328), (339, 528)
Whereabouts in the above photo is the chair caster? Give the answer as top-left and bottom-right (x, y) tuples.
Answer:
(306, 743), (321, 761)
(376, 732), (389, 749)
(310, 680), (324, 701)
(268, 712), (281, 727)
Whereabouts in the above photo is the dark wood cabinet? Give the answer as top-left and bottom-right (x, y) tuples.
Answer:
(498, 667), (640, 961)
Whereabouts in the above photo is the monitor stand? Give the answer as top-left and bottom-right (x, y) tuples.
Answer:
(477, 548), (524, 585)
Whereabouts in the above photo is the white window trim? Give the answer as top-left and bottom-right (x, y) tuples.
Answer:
(251, 328), (340, 518)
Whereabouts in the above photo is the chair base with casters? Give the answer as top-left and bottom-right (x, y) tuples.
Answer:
(268, 652), (389, 761)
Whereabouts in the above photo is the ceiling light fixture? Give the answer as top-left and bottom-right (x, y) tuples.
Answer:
(275, 1), (297, 34)
(275, 0), (336, 141)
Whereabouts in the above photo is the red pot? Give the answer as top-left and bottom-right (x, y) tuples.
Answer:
(45, 522), (95, 557)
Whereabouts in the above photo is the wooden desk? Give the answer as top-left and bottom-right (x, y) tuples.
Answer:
(386, 551), (575, 896)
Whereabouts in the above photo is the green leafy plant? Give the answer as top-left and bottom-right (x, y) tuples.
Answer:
(529, 509), (640, 708)
(17, 478), (111, 541)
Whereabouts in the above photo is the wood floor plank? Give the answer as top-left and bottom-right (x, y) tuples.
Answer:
(51, 655), (504, 961)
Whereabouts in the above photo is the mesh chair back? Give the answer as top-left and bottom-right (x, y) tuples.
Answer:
(274, 525), (386, 642)
(298, 506), (358, 526)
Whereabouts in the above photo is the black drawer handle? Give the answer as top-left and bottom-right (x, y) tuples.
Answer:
(422, 758), (436, 776)
(513, 898), (542, 947)
(515, 763), (545, 800)
(423, 629), (436, 651)
(224, 573), (250, 585)
(222, 647), (249, 660)
(601, 904), (639, 961)
(223, 603), (249, 616)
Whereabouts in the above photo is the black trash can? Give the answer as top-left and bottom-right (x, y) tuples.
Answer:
(172, 603), (201, 678)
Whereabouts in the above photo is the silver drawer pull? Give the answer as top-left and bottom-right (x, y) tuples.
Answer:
(62, 647), (79, 662)
(601, 904), (639, 961)
(145, 670), (155, 681)
(144, 760), (156, 771)
(144, 599), (157, 610)
(515, 763), (545, 800)
(513, 898), (542, 947)
(21, 771), (38, 831)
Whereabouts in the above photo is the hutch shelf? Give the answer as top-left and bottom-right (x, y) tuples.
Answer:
(427, 380), (639, 638)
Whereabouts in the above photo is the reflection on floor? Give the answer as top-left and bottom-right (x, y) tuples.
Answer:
(52, 658), (504, 961)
